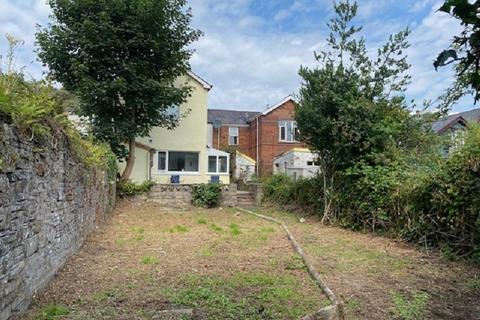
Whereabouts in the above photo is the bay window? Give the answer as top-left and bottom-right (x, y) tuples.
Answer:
(157, 151), (199, 173)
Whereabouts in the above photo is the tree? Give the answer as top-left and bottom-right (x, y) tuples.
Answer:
(434, 0), (480, 108)
(36, 0), (201, 181)
(296, 0), (413, 222)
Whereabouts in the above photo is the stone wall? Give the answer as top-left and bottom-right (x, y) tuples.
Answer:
(148, 183), (237, 208)
(0, 121), (116, 320)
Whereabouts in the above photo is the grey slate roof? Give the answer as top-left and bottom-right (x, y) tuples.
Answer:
(432, 108), (480, 133)
(208, 109), (261, 125)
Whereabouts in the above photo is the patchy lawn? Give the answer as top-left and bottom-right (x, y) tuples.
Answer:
(22, 200), (328, 320)
(253, 207), (480, 320)
(21, 201), (480, 320)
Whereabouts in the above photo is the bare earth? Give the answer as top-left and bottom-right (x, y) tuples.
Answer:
(22, 200), (479, 320)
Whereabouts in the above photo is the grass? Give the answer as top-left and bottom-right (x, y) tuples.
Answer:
(197, 217), (208, 224)
(38, 305), (69, 320)
(200, 247), (214, 257)
(209, 223), (223, 233)
(163, 272), (323, 320)
(140, 255), (160, 265)
(169, 225), (190, 233)
(230, 223), (241, 236)
(391, 291), (429, 320)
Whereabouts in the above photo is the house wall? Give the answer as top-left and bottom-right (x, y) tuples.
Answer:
(250, 100), (306, 176)
(273, 150), (320, 178)
(128, 74), (229, 184)
(118, 147), (150, 184)
(212, 125), (251, 155)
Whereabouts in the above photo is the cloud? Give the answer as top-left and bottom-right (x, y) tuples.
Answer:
(0, 0), (471, 112)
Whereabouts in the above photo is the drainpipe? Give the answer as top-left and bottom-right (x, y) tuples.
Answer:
(256, 116), (259, 177)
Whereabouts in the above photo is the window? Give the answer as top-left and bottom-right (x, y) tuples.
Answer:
(279, 121), (298, 142)
(158, 151), (166, 171)
(229, 127), (239, 145)
(208, 155), (229, 174)
(307, 160), (320, 166)
(157, 151), (199, 173)
(164, 105), (180, 119)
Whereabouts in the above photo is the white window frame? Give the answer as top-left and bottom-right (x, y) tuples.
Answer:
(156, 150), (200, 175)
(228, 127), (239, 145)
(207, 155), (229, 175)
(279, 120), (298, 142)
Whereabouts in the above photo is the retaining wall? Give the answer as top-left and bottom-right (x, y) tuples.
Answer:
(0, 121), (115, 320)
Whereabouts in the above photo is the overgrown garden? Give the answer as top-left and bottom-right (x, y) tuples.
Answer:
(264, 1), (480, 262)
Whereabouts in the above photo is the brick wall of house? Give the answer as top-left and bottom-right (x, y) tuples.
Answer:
(212, 126), (251, 155)
(250, 100), (306, 176)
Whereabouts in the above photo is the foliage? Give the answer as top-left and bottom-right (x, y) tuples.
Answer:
(117, 180), (155, 198)
(37, 0), (201, 181)
(392, 291), (429, 320)
(262, 174), (294, 206)
(192, 183), (222, 208)
(296, 0), (413, 222)
(408, 124), (480, 261)
(0, 35), (117, 176)
(434, 0), (480, 107)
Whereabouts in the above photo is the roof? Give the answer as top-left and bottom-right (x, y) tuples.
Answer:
(208, 109), (261, 125)
(187, 71), (212, 91)
(432, 108), (480, 133)
(261, 95), (297, 116)
(236, 151), (256, 164)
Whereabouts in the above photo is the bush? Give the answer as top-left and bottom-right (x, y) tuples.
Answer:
(263, 174), (295, 206)
(408, 125), (480, 261)
(117, 180), (155, 198)
(192, 183), (222, 208)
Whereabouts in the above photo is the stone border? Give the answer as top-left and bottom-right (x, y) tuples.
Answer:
(235, 207), (345, 320)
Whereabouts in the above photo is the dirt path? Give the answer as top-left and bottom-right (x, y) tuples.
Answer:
(257, 207), (480, 320)
(22, 200), (329, 320)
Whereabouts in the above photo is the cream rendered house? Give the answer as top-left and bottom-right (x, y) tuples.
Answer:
(119, 71), (230, 184)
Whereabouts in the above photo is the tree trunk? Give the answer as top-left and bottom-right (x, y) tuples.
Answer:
(120, 137), (136, 182)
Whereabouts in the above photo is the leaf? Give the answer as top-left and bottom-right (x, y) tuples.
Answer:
(434, 49), (458, 70)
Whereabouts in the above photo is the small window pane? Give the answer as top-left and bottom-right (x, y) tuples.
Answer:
(158, 152), (166, 171)
(164, 105), (179, 118)
(168, 152), (199, 172)
(208, 156), (217, 173)
(229, 127), (239, 145)
(219, 156), (228, 173)
(280, 126), (286, 141)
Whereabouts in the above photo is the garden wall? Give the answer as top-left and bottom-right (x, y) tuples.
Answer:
(148, 183), (237, 208)
(0, 122), (116, 320)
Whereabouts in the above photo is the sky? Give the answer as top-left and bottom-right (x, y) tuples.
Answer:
(0, 0), (473, 113)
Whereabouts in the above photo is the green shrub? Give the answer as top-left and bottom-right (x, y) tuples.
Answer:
(263, 174), (294, 206)
(192, 183), (222, 208)
(117, 180), (155, 198)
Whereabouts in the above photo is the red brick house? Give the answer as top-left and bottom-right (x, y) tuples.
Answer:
(208, 96), (308, 176)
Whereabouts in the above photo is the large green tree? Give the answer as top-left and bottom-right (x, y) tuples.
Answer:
(36, 0), (201, 181)
(434, 0), (480, 109)
(296, 0), (415, 222)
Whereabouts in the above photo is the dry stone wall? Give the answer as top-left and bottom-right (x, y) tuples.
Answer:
(0, 121), (115, 320)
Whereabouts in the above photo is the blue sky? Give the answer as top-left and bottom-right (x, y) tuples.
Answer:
(0, 0), (472, 112)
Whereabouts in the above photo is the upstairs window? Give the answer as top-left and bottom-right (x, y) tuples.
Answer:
(279, 121), (298, 142)
(229, 127), (239, 145)
(164, 105), (180, 119)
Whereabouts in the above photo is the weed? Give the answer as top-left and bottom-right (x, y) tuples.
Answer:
(260, 227), (275, 233)
(466, 277), (480, 290)
(284, 256), (305, 271)
(38, 304), (69, 320)
(141, 256), (159, 265)
(209, 223), (223, 233)
(115, 238), (126, 246)
(230, 223), (241, 236)
(392, 291), (429, 320)
(197, 217), (208, 225)
(170, 225), (189, 233)
(345, 298), (361, 312)
(200, 247), (214, 257)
